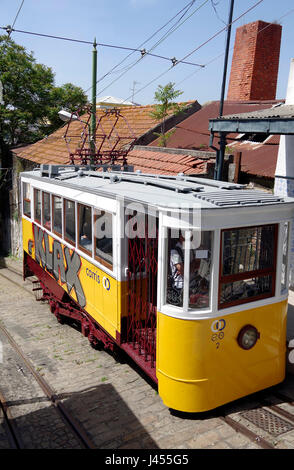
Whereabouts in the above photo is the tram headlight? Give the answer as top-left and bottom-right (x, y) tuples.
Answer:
(237, 325), (260, 350)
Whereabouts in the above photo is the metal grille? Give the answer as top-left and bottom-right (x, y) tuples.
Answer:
(240, 409), (294, 436)
(32, 280), (44, 301)
(195, 190), (284, 207)
(124, 213), (158, 373)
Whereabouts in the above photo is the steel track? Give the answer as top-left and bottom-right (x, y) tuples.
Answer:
(0, 267), (96, 449)
(1, 265), (294, 449)
(0, 389), (23, 449)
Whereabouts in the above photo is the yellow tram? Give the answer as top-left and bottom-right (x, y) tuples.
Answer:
(21, 164), (294, 412)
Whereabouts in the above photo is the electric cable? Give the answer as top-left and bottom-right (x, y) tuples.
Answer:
(0, 25), (203, 67)
(120, 0), (265, 104)
(176, 5), (294, 90)
(12, 0), (25, 29)
(89, 0), (209, 99)
(5, 0), (25, 37)
(84, 0), (206, 96)
(179, 0), (264, 64)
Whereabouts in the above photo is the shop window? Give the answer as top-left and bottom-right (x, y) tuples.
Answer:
(64, 199), (76, 245)
(23, 182), (31, 218)
(52, 195), (62, 237)
(94, 209), (113, 269)
(34, 188), (41, 224)
(42, 192), (51, 231)
(78, 203), (92, 255)
(219, 224), (277, 308)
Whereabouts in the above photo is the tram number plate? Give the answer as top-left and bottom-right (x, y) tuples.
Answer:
(210, 319), (226, 349)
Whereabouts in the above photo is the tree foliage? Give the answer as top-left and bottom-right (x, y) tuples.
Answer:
(0, 35), (88, 147)
(45, 82), (88, 135)
(150, 82), (184, 147)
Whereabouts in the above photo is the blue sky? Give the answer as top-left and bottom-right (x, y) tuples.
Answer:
(1, 0), (294, 106)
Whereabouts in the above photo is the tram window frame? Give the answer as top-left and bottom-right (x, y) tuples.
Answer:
(22, 182), (31, 218)
(219, 224), (278, 309)
(64, 198), (76, 246)
(94, 209), (113, 271)
(52, 195), (63, 238)
(42, 191), (51, 231)
(165, 228), (213, 311)
(77, 203), (93, 256)
(34, 188), (41, 225)
(281, 221), (290, 295)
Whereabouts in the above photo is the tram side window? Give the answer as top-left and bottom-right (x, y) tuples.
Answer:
(42, 192), (51, 231)
(78, 203), (92, 255)
(166, 229), (212, 309)
(64, 199), (76, 245)
(94, 209), (113, 270)
(281, 222), (290, 294)
(23, 182), (31, 218)
(52, 195), (62, 237)
(34, 188), (41, 224)
(189, 231), (212, 309)
(219, 224), (277, 308)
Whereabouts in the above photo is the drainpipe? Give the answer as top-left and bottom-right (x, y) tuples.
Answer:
(209, 132), (220, 180)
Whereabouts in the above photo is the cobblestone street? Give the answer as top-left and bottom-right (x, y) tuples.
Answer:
(1, 257), (294, 450)
(0, 258), (263, 450)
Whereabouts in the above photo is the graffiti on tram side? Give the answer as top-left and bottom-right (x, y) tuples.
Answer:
(30, 224), (86, 307)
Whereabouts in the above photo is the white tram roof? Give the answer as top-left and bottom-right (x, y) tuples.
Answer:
(21, 165), (294, 211)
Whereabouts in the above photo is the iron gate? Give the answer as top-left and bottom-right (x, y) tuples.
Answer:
(121, 212), (158, 382)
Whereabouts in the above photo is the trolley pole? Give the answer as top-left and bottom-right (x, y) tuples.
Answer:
(90, 38), (97, 168)
(215, 0), (234, 180)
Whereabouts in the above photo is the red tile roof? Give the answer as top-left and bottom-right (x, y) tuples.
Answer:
(127, 149), (211, 175)
(13, 102), (196, 166)
(151, 100), (283, 179)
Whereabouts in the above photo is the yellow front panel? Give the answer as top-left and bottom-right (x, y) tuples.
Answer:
(23, 218), (118, 338)
(157, 301), (287, 412)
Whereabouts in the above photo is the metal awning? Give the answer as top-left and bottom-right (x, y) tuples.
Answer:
(209, 103), (294, 135)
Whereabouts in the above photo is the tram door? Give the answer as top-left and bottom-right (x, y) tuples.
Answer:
(123, 211), (158, 375)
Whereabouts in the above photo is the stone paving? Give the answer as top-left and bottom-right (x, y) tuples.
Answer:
(1, 256), (292, 449)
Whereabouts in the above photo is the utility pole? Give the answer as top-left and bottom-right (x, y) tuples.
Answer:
(90, 38), (97, 167)
(214, 0), (234, 180)
(130, 81), (140, 103)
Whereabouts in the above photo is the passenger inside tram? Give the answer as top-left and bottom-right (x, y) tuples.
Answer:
(168, 231), (211, 309)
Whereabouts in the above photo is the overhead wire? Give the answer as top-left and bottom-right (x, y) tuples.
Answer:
(11, 0), (280, 153)
(11, 0), (25, 30)
(85, 0), (208, 97)
(91, 0), (197, 86)
(0, 25), (203, 67)
(120, 0), (265, 105)
(179, 0), (264, 64)
(210, 0), (227, 26)
(176, 5), (294, 90)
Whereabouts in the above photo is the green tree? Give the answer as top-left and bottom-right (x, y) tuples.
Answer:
(45, 82), (88, 135)
(0, 35), (55, 147)
(150, 82), (184, 147)
(0, 35), (88, 148)
(0, 34), (88, 255)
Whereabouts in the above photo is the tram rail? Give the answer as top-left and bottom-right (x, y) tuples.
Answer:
(0, 388), (23, 449)
(0, 269), (96, 449)
(1, 264), (294, 448)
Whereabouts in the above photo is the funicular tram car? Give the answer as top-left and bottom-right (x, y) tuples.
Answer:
(21, 164), (294, 413)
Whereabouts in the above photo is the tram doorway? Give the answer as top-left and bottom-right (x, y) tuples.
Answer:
(121, 212), (158, 382)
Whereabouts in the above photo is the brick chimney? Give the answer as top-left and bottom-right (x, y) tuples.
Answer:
(227, 20), (282, 101)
